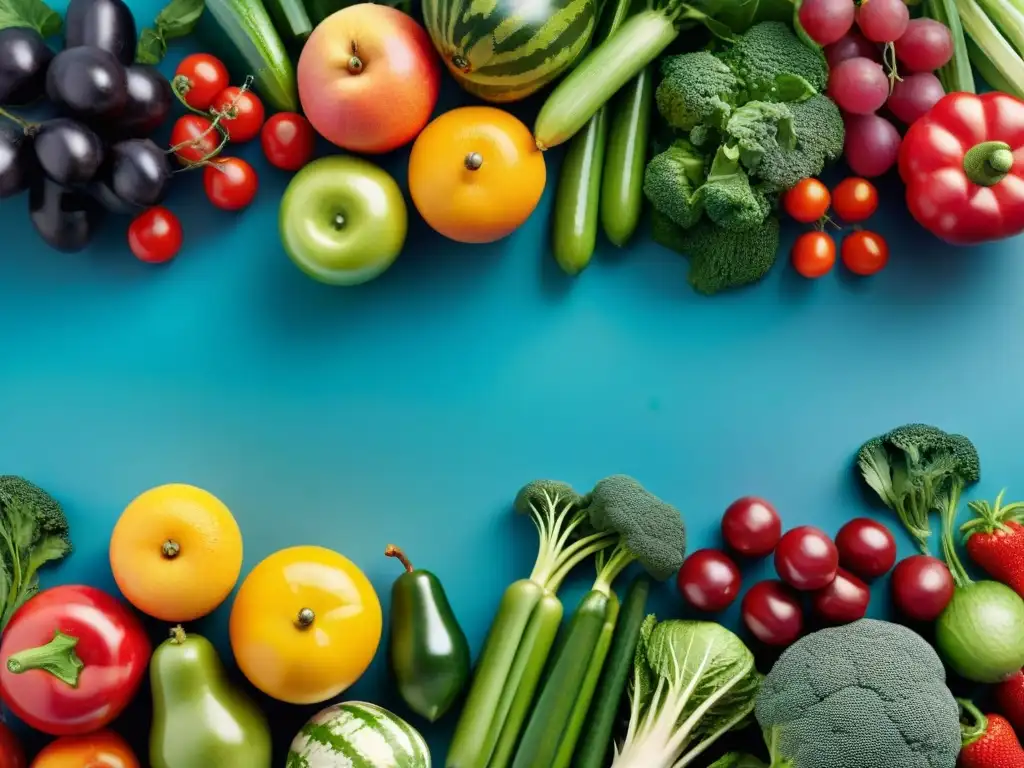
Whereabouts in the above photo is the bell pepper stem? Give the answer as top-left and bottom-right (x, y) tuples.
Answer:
(5, 630), (84, 688)
(963, 141), (1014, 186)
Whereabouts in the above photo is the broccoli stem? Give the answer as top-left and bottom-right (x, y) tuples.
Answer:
(593, 543), (637, 595)
(939, 484), (972, 588)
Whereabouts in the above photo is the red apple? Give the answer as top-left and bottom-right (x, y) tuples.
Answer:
(297, 4), (441, 154)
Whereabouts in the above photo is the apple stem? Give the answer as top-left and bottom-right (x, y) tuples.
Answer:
(465, 152), (483, 171)
(348, 41), (364, 74)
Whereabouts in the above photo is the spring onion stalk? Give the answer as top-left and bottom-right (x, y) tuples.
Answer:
(960, 0), (1024, 95)
(924, 0), (976, 94)
(445, 481), (616, 768)
(967, 38), (1024, 97)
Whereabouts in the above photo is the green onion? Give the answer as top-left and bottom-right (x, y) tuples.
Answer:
(924, 0), (976, 94)
(961, 0), (1024, 95)
(967, 38), (1024, 96)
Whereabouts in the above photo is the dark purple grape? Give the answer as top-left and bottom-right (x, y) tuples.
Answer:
(46, 46), (127, 121)
(109, 138), (172, 207)
(0, 124), (34, 198)
(119, 64), (173, 137)
(29, 175), (104, 252)
(0, 27), (53, 106)
(34, 118), (105, 185)
(65, 0), (137, 66)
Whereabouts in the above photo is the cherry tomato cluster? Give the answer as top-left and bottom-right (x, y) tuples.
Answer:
(677, 498), (899, 648)
(126, 53), (317, 265)
(784, 177), (889, 280)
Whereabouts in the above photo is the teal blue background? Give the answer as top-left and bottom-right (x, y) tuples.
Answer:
(1, 1), (1021, 763)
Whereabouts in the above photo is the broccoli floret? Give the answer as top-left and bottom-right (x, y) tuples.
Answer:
(720, 21), (829, 101)
(0, 476), (72, 629)
(656, 51), (740, 132)
(723, 101), (797, 172)
(579, 475), (686, 587)
(652, 210), (780, 295)
(701, 144), (771, 231)
(643, 139), (707, 229)
(855, 424), (979, 552)
(751, 94), (844, 191)
(754, 619), (961, 768)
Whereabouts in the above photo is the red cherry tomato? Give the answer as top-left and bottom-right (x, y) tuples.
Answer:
(210, 87), (265, 143)
(677, 549), (742, 612)
(783, 178), (831, 223)
(261, 112), (316, 171)
(203, 157), (258, 211)
(831, 177), (878, 222)
(741, 580), (804, 647)
(891, 555), (955, 621)
(169, 114), (218, 166)
(774, 525), (839, 591)
(0, 585), (150, 736)
(721, 496), (783, 557)
(810, 568), (870, 624)
(173, 53), (230, 111)
(0, 722), (26, 768)
(31, 730), (140, 768)
(835, 517), (897, 579)
(791, 231), (836, 278)
(128, 206), (182, 264)
(841, 230), (889, 275)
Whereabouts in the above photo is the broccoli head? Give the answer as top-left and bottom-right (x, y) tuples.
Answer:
(755, 619), (961, 768)
(720, 21), (829, 101)
(656, 51), (740, 132)
(652, 210), (780, 295)
(700, 144), (771, 232)
(643, 138), (707, 229)
(580, 475), (686, 587)
(750, 94), (844, 192)
(855, 424), (979, 552)
(722, 100), (797, 172)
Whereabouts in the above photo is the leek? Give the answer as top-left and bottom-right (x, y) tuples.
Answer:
(960, 0), (1024, 95)
(924, 0), (976, 94)
(967, 38), (1024, 97)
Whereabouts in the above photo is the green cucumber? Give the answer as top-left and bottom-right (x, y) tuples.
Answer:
(264, 0), (313, 44)
(552, 109), (608, 276)
(201, 0), (299, 112)
(601, 64), (653, 247)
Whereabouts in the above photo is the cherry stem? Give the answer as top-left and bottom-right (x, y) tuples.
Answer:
(883, 42), (902, 93)
(385, 544), (414, 573)
(167, 74), (254, 169)
(0, 106), (35, 133)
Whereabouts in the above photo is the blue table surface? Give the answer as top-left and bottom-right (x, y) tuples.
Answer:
(2, 1), (1023, 763)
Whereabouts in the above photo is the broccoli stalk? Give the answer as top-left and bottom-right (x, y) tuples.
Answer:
(612, 617), (761, 768)
(448, 480), (616, 768)
(0, 476), (72, 630)
(512, 476), (687, 768)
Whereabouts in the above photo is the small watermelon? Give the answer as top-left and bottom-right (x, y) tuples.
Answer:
(286, 701), (431, 768)
(421, 0), (596, 103)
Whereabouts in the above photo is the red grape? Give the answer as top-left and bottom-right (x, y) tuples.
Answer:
(888, 72), (945, 125)
(799, 0), (856, 46)
(677, 549), (742, 612)
(742, 580), (804, 647)
(721, 496), (782, 557)
(891, 555), (955, 621)
(835, 518), (897, 579)
(811, 568), (870, 624)
(826, 31), (882, 68)
(844, 114), (901, 177)
(896, 18), (954, 72)
(774, 526), (839, 591)
(856, 0), (909, 43)
(828, 57), (889, 115)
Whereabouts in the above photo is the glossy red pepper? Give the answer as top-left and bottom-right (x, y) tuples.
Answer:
(898, 92), (1024, 245)
(0, 721), (26, 768)
(0, 585), (150, 736)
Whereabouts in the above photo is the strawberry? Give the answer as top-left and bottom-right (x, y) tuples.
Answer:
(994, 670), (1024, 737)
(958, 699), (1024, 768)
(962, 491), (1024, 598)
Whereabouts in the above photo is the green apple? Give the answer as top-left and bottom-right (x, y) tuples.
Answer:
(279, 156), (408, 285)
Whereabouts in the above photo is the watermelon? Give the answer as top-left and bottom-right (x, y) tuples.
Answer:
(286, 701), (431, 768)
(421, 0), (597, 103)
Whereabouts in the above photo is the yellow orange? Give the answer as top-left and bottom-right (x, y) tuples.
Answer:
(109, 483), (243, 622)
(229, 545), (382, 705)
(408, 106), (546, 244)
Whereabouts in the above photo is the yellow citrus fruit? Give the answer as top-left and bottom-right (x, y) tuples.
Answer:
(109, 483), (243, 622)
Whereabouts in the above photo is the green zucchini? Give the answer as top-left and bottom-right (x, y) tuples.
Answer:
(201, 0), (299, 112)
(601, 64), (653, 247)
(552, 109), (608, 276)
(264, 0), (313, 44)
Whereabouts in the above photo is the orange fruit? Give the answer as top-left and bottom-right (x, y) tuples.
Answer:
(109, 483), (243, 622)
(31, 731), (139, 768)
(229, 545), (382, 705)
(408, 106), (546, 244)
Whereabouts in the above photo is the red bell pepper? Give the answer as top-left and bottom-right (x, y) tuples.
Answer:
(0, 585), (150, 736)
(898, 91), (1024, 245)
(0, 722), (26, 768)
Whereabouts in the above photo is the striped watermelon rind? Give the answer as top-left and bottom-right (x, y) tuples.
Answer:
(286, 701), (431, 768)
(421, 0), (597, 103)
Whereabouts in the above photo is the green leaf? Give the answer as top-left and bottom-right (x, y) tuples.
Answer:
(0, 0), (62, 37)
(710, 0), (794, 33)
(135, 0), (205, 65)
(709, 754), (769, 768)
